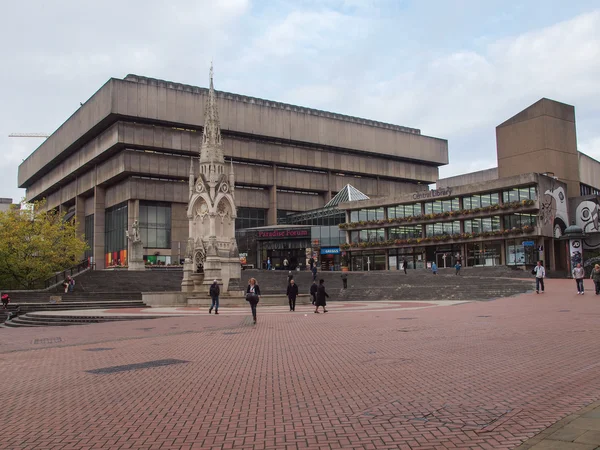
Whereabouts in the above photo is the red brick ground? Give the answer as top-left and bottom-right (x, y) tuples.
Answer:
(1, 278), (599, 449)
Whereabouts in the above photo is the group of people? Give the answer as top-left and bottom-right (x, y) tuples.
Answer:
(62, 276), (75, 293)
(533, 260), (600, 295)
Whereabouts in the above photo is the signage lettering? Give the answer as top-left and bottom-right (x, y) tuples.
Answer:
(412, 188), (453, 200)
(320, 247), (341, 255)
(257, 229), (310, 239)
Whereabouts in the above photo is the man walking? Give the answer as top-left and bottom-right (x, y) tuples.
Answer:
(573, 263), (585, 294)
(402, 258), (408, 274)
(287, 271), (294, 285)
(209, 280), (220, 314)
(532, 260), (545, 294)
(310, 281), (318, 305)
(312, 265), (317, 282)
(287, 279), (299, 311)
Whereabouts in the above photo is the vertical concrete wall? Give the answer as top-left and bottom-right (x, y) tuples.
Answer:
(93, 187), (106, 269)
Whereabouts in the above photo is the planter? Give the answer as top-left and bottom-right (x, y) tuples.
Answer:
(341, 266), (349, 272)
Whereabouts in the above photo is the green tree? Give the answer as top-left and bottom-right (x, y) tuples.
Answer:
(0, 200), (88, 289)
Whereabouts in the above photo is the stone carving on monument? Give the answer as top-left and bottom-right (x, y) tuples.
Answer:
(126, 220), (145, 271)
(181, 63), (242, 294)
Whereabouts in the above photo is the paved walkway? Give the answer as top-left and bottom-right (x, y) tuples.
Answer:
(0, 279), (599, 449)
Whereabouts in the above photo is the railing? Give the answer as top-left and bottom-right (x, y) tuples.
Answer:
(43, 260), (93, 289)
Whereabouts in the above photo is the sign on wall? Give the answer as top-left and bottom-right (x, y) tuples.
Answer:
(320, 247), (340, 255)
(257, 228), (310, 239)
(412, 188), (453, 200)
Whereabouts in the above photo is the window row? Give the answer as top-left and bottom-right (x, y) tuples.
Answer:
(350, 208), (385, 222)
(502, 187), (536, 203)
(236, 207), (267, 230)
(463, 193), (500, 209)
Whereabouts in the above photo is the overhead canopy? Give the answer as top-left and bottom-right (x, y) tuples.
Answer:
(324, 184), (370, 208)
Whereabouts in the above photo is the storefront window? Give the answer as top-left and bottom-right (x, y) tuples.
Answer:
(467, 241), (502, 267)
(425, 221), (460, 236)
(389, 225), (422, 240)
(463, 193), (499, 209)
(463, 216), (501, 233)
(506, 239), (536, 265)
(139, 202), (171, 249)
(503, 214), (537, 229)
(387, 203), (421, 218)
(424, 198), (459, 214)
(352, 228), (385, 242)
(502, 186), (536, 203)
(351, 251), (386, 271)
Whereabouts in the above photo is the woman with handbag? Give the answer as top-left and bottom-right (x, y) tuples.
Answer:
(246, 278), (261, 324)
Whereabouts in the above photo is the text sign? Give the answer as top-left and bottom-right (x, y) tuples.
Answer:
(412, 188), (453, 200)
(320, 247), (340, 255)
(257, 229), (310, 239)
(522, 241), (535, 247)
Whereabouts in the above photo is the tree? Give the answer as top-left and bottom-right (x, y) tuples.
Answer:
(0, 200), (88, 289)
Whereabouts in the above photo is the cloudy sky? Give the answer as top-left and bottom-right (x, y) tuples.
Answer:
(1, 0), (599, 201)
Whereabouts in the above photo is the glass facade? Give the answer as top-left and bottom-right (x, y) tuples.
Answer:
(350, 228), (385, 243)
(424, 198), (459, 215)
(139, 202), (171, 249)
(463, 216), (501, 233)
(503, 213), (537, 229)
(389, 225), (422, 240)
(350, 208), (384, 222)
(463, 193), (499, 209)
(506, 239), (537, 265)
(105, 203), (128, 267)
(387, 203), (421, 218)
(466, 241), (502, 267)
(84, 214), (94, 261)
(502, 186), (536, 203)
(311, 226), (345, 247)
(236, 207), (267, 230)
(276, 210), (297, 224)
(350, 250), (387, 271)
(425, 221), (460, 236)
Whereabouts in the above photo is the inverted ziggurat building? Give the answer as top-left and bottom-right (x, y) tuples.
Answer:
(18, 71), (448, 269)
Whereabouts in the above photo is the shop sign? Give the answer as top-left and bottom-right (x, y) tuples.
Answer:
(239, 252), (248, 264)
(412, 188), (453, 200)
(257, 228), (310, 239)
(320, 247), (340, 255)
(522, 241), (535, 247)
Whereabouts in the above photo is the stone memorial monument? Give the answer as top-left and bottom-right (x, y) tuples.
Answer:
(126, 220), (145, 271)
(181, 64), (242, 294)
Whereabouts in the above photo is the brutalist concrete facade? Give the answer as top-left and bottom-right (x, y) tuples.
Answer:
(18, 75), (448, 269)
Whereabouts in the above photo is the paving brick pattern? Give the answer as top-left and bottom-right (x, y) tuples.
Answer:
(0, 279), (599, 449)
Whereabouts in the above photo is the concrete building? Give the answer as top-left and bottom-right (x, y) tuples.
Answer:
(341, 98), (600, 272)
(17, 74), (448, 269)
(0, 198), (18, 212)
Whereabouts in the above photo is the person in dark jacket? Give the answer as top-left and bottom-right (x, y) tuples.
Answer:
(287, 271), (294, 285)
(287, 279), (299, 311)
(209, 280), (220, 314)
(315, 279), (329, 314)
(310, 281), (318, 305)
(402, 258), (408, 274)
(312, 265), (318, 281)
(246, 278), (261, 324)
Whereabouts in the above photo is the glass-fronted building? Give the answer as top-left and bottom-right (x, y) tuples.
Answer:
(339, 173), (569, 272)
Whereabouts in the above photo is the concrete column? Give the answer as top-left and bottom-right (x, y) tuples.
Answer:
(75, 196), (86, 260)
(267, 165), (278, 225)
(93, 186), (106, 269)
(326, 171), (333, 202)
(127, 199), (139, 228)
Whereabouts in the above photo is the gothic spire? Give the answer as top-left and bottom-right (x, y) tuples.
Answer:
(200, 62), (223, 164)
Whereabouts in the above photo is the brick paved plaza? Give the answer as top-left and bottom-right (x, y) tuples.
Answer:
(1, 279), (599, 449)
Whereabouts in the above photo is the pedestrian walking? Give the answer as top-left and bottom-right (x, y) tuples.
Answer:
(573, 263), (585, 294)
(341, 272), (348, 289)
(267, 258), (271, 271)
(431, 262), (438, 275)
(310, 281), (318, 305)
(1, 293), (10, 309)
(246, 278), (261, 324)
(591, 264), (600, 295)
(287, 271), (294, 285)
(209, 279), (220, 314)
(532, 260), (545, 294)
(402, 258), (408, 274)
(68, 276), (75, 292)
(312, 265), (317, 281)
(314, 279), (329, 314)
(309, 257), (314, 271)
(283, 258), (289, 270)
(454, 261), (462, 275)
(287, 279), (299, 311)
